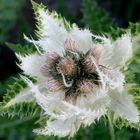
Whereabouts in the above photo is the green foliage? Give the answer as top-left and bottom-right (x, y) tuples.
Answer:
(6, 42), (37, 55)
(0, 77), (41, 140)
(1, 77), (26, 107)
(0, 0), (25, 42)
(129, 23), (140, 35)
(0, 115), (37, 140)
(0, 77), (15, 97)
(0, 101), (41, 120)
(110, 23), (140, 39)
(0, 77), (41, 119)
(125, 47), (140, 85)
(83, 0), (115, 34)
(124, 46), (140, 125)
(83, 0), (140, 38)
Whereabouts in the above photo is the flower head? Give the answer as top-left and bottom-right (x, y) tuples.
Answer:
(17, 1), (139, 137)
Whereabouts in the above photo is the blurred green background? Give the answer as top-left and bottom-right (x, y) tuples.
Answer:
(1, 0), (140, 140)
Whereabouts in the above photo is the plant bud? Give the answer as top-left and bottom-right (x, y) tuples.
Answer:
(57, 58), (77, 76)
(47, 80), (63, 92)
(84, 56), (96, 73)
(64, 39), (76, 52)
(78, 80), (93, 94)
(46, 52), (59, 67)
(90, 45), (102, 62)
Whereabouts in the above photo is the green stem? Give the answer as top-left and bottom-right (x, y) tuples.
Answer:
(108, 115), (115, 140)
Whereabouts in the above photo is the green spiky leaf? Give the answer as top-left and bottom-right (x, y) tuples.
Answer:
(6, 42), (37, 55)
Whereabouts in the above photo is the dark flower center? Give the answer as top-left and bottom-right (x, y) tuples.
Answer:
(41, 48), (102, 98)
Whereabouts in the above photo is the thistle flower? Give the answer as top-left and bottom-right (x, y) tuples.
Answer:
(14, 2), (139, 137)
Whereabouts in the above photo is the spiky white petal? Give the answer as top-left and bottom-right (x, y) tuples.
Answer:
(34, 115), (80, 137)
(92, 34), (113, 67)
(109, 69), (125, 91)
(95, 34), (132, 68)
(17, 53), (45, 80)
(20, 75), (65, 117)
(25, 2), (68, 56)
(110, 34), (132, 67)
(61, 101), (107, 127)
(69, 24), (93, 52)
(34, 90), (65, 117)
(76, 89), (110, 111)
(109, 89), (139, 123)
(25, 7), (94, 55)
(34, 100), (107, 138)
